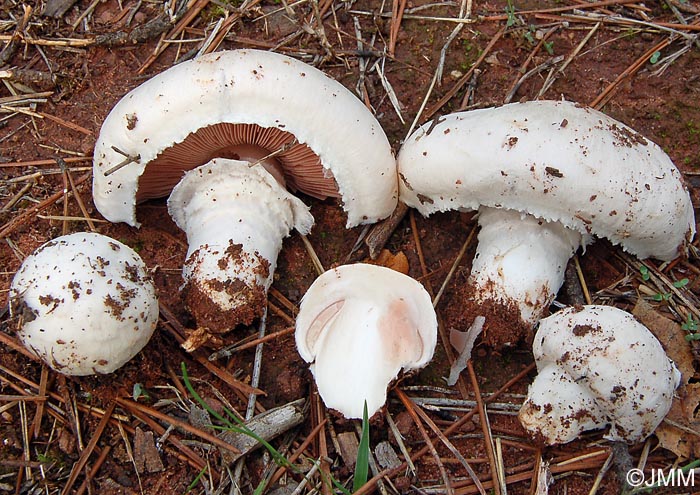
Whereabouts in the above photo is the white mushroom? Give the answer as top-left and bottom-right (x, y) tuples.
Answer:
(295, 264), (437, 419)
(518, 305), (681, 445)
(9, 232), (159, 376)
(92, 49), (397, 343)
(398, 100), (695, 346)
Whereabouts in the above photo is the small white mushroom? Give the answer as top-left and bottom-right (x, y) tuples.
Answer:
(9, 232), (159, 376)
(518, 305), (681, 445)
(398, 100), (695, 346)
(295, 264), (437, 419)
(92, 49), (397, 343)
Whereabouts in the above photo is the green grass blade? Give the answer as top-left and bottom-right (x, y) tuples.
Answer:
(353, 401), (370, 493)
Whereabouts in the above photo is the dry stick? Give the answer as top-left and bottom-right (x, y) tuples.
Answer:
(267, 419), (328, 487)
(503, 55), (565, 104)
(396, 389), (487, 495)
(158, 303), (266, 399)
(138, 0), (211, 73)
(61, 401), (116, 495)
(61, 160), (96, 232)
(396, 388), (454, 495)
(0, 366), (203, 473)
(268, 300), (295, 325)
(433, 225), (477, 309)
(76, 445), (112, 495)
(466, 361), (502, 495)
(452, 454), (611, 495)
(300, 234), (325, 275)
(210, 326), (295, 357)
(269, 287), (298, 317)
(409, 210), (470, 400)
(588, 452), (614, 495)
(538, 22), (600, 98)
(37, 111), (92, 135)
(388, 0), (408, 57)
(0, 156), (92, 168)
(117, 398), (243, 456)
(620, 252), (700, 318)
(312, 391), (332, 495)
(127, 407), (208, 471)
(573, 255), (593, 304)
(589, 34), (672, 109)
(0, 172), (91, 239)
(203, 0), (264, 55)
(503, 25), (559, 103)
(31, 366), (49, 439)
(422, 26), (506, 122)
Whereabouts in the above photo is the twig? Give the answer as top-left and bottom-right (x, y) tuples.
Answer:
(61, 402), (116, 495)
(503, 55), (564, 104)
(433, 224), (476, 308)
(573, 254), (593, 304)
(467, 361), (501, 495)
(538, 23), (600, 98)
(0, 172), (91, 239)
(117, 398), (242, 456)
(423, 26), (506, 122)
(103, 146), (141, 176)
(300, 234), (325, 275)
(388, 0), (408, 57)
(396, 388), (454, 495)
(398, 389), (487, 495)
(208, 326), (295, 359)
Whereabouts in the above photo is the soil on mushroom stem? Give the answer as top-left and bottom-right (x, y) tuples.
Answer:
(1, 0), (699, 493)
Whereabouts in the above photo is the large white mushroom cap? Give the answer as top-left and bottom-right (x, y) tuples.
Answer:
(519, 305), (681, 444)
(93, 49), (397, 228)
(295, 264), (437, 419)
(398, 100), (695, 260)
(9, 232), (159, 376)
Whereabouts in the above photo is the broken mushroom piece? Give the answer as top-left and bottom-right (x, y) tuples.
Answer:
(518, 305), (681, 445)
(9, 232), (159, 376)
(295, 264), (437, 419)
(398, 100), (695, 346)
(92, 49), (397, 342)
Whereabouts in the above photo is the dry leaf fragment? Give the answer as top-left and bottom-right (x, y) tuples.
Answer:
(133, 427), (164, 473)
(633, 300), (700, 458)
(364, 249), (409, 274)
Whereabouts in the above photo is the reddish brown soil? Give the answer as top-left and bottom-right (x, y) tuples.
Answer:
(2, 0), (699, 494)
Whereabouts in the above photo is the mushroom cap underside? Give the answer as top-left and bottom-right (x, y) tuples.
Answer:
(295, 264), (438, 418)
(398, 100), (695, 261)
(93, 49), (397, 228)
(9, 232), (159, 375)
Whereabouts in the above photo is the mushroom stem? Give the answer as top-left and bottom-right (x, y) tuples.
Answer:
(468, 207), (584, 345)
(168, 158), (313, 340)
